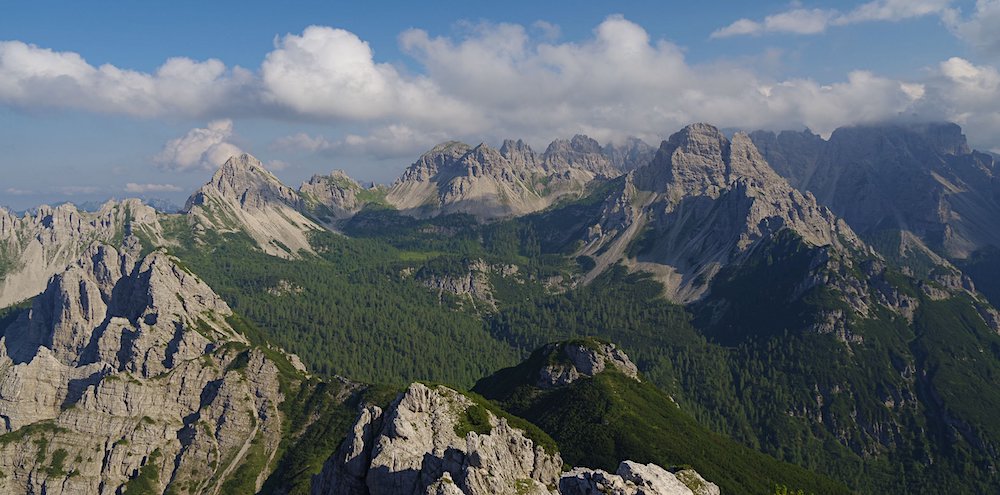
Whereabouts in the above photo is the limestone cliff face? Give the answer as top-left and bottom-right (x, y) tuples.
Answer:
(185, 153), (322, 258)
(312, 382), (720, 495)
(0, 244), (284, 495)
(386, 141), (560, 220)
(582, 123), (865, 305)
(384, 135), (654, 221)
(603, 137), (657, 173)
(0, 199), (162, 309)
(300, 170), (387, 223)
(312, 382), (563, 495)
(561, 461), (720, 495)
(751, 123), (1000, 259)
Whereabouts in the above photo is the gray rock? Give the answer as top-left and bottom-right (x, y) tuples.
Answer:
(386, 135), (627, 221)
(0, 245), (287, 494)
(185, 153), (323, 258)
(0, 199), (162, 308)
(300, 170), (386, 222)
(751, 122), (1000, 260)
(560, 461), (710, 495)
(313, 383), (562, 495)
(538, 341), (639, 388)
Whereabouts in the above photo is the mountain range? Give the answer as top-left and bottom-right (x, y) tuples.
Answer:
(1, 121), (999, 494)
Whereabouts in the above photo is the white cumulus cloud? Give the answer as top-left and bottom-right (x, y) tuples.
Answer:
(154, 119), (243, 171)
(0, 41), (252, 117)
(275, 125), (446, 160)
(1, 15), (999, 154)
(260, 26), (470, 126)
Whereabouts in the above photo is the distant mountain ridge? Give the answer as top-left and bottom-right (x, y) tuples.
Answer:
(750, 122), (1000, 260)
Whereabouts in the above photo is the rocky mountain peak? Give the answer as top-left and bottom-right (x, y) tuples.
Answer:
(0, 243), (293, 493)
(397, 141), (472, 183)
(543, 134), (619, 177)
(184, 153), (321, 258)
(639, 123), (732, 200)
(537, 340), (639, 388)
(829, 122), (971, 157)
(312, 382), (563, 495)
(500, 138), (541, 170)
(751, 121), (1000, 259)
(0, 199), (163, 308)
(189, 153), (300, 211)
(500, 138), (531, 155)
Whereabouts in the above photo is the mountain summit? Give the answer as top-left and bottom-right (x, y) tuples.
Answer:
(185, 153), (322, 258)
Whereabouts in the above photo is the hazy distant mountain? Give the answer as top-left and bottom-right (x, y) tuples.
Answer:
(750, 123), (1000, 261)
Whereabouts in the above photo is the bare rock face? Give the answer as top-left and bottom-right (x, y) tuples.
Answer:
(0, 244), (285, 494)
(386, 135), (653, 221)
(312, 383), (562, 495)
(386, 141), (558, 220)
(185, 153), (322, 258)
(300, 170), (387, 222)
(537, 341), (639, 388)
(0, 199), (162, 308)
(543, 135), (619, 178)
(603, 137), (657, 173)
(582, 123), (866, 305)
(416, 259), (519, 311)
(559, 461), (718, 495)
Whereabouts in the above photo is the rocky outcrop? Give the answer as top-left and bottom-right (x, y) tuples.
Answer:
(416, 259), (519, 311)
(312, 383), (562, 495)
(300, 170), (387, 223)
(386, 141), (559, 220)
(537, 341), (639, 388)
(560, 461), (719, 495)
(0, 244), (285, 494)
(542, 135), (618, 177)
(185, 153), (323, 258)
(0, 199), (162, 308)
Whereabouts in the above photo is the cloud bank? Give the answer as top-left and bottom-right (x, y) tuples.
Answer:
(2, 14), (1000, 158)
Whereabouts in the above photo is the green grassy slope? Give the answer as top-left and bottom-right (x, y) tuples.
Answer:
(474, 343), (851, 495)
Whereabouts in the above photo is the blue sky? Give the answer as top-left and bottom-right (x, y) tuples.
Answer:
(1, 0), (998, 210)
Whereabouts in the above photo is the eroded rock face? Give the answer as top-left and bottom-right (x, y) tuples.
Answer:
(385, 135), (653, 221)
(559, 461), (718, 495)
(185, 153), (322, 258)
(582, 123), (865, 305)
(0, 199), (162, 308)
(416, 259), (519, 311)
(0, 245), (284, 495)
(537, 341), (639, 388)
(300, 170), (386, 222)
(312, 383), (562, 495)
